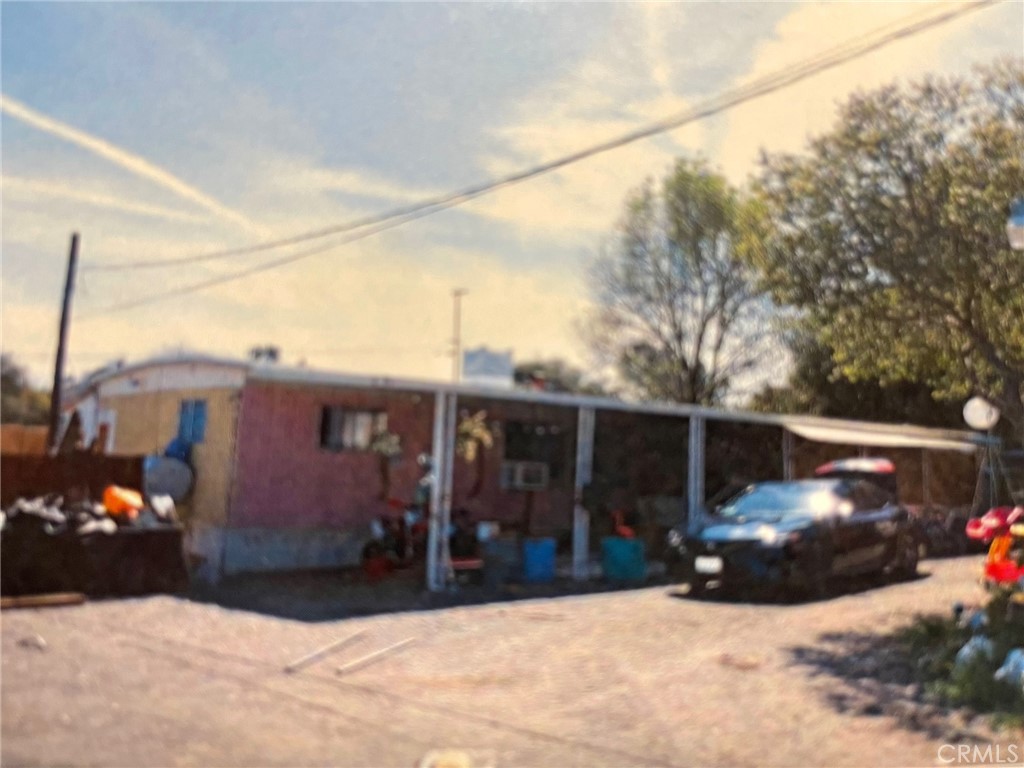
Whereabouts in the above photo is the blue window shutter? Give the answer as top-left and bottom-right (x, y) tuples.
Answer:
(177, 399), (207, 443)
(192, 401), (207, 443)
(178, 401), (193, 441)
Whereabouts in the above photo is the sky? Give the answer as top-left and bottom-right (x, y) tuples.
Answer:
(2, 1), (1022, 390)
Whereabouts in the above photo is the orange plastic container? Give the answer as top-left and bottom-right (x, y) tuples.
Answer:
(103, 485), (143, 520)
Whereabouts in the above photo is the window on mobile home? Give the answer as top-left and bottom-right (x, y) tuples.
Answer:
(504, 421), (566, 479)
(320, 407), (387, 451)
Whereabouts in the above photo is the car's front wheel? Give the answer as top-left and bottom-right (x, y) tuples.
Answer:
(801, 541), (831, 601)
(688, 577), (707, 598)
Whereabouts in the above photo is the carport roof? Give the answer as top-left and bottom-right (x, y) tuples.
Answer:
(65, 353), (993, 451)
(248, 361), (993, 451)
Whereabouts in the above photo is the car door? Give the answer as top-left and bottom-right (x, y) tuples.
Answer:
(846, 481), (893, 572)
(829, 484), (862, 575)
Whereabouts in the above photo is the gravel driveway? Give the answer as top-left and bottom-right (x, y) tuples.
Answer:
(2, 556), (1019, 767)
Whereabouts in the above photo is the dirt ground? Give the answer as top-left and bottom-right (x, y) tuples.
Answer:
(2, 556), (1021, 768)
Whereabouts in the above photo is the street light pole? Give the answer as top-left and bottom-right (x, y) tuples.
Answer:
(451, 288), (467, 382)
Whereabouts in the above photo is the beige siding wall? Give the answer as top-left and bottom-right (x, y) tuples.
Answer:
(99, 387), (240, 526)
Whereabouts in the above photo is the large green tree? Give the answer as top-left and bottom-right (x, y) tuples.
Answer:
(584, 159), (774, 405)
(748, 327), (963, 428)
(1, 355), (50, 425)
(746, 60), (1024, 439)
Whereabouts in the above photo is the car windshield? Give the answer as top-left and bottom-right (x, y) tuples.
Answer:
(717, 481), (842, 520)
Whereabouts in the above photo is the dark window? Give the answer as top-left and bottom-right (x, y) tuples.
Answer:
(851, 481), (892, 512)
(504, 421), (566, 479)
(178, 399), (207, 443)
(320, 407), (387, 451)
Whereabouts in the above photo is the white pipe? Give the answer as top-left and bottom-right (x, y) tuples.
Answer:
(284, 630), (365, 673)
(335, 638), (416, 676)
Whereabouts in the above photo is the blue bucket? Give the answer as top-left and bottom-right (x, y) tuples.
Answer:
(482, 538), (521, 589)
(601, 537), (646, 583)
(522, 537), (556, 583)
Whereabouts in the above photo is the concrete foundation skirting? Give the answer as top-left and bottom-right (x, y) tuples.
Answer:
(188, 526), (369, 582)
(223, 527), (368, 576)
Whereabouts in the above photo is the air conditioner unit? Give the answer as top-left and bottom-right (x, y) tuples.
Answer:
(500, 461), (550, 491)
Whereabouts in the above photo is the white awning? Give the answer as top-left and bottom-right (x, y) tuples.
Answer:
(784, 422), (979, 454)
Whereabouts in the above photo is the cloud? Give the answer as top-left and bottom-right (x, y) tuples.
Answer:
(1, 176), (214, 225)
(7, 1), (1014, 394)
(49, 237), (591, 382)
(276, 164), (444, 204)
(467, 4), (705, 240)
(716, 1), (1012, 184)
(0, 93), (269, 237)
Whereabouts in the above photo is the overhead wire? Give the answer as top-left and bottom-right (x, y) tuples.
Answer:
(75, 0), (999, 319)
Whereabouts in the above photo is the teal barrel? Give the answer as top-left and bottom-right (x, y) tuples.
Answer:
(601, 537), (646, 583)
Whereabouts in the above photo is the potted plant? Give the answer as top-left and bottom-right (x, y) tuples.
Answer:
(369, 431), (403, 500)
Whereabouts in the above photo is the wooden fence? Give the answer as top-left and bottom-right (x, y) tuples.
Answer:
(1, 453), (144, 506)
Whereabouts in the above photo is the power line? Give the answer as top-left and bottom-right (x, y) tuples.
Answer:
(83, 0), (993, 276)
(76, 0), (999, 316)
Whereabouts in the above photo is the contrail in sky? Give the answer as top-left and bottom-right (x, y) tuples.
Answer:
(0, 93), (267, 237)
(2, 176), (213, 224)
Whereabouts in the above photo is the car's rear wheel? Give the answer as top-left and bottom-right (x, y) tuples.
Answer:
(892, 532), (919, 581)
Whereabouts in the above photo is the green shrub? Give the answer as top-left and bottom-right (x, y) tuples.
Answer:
(898, 599), (1024, 726)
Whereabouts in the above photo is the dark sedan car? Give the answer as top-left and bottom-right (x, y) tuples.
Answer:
(666, 478), (919, 598)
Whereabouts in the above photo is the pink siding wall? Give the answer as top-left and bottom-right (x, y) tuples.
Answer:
(231, 383), (435, 528)
(229, 382), (576, 535)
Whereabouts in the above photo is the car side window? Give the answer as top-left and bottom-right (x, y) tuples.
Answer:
(851, 481), (890, 512)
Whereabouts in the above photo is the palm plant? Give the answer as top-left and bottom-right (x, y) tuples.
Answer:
(456, 411), (494, 498)
(370, 431), (402, 500)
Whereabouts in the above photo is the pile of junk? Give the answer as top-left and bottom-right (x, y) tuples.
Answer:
(967, 505), (1024, 589)
(1, 485), (189, 598)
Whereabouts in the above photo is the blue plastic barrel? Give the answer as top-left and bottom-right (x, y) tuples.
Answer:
(522, 537), (556, 583)
(601, 537), (646, 583)
(482, 538), (521, 589)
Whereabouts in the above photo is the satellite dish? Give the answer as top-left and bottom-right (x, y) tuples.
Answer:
(963, 397), (1000, 431)
(143, 456), (195, 502)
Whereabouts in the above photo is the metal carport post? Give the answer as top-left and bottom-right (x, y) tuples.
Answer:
(687, 415), (706, 532)
(573, 407), (595, 580)
(427, 390), (458, 592)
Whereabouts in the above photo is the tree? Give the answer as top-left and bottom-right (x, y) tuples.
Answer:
(513, 359), (608, 396)
(748, 327), (963, 428)
(583, 159), (774, 405)
(746, 60), (1024, 439)
(1, 355), (50, 425)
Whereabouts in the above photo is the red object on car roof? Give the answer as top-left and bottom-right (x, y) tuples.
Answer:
(815, 458), (896, 475)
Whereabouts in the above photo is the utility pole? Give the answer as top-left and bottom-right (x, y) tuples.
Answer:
(46, 233), (79, 453)
(451, 288), (467, 382)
